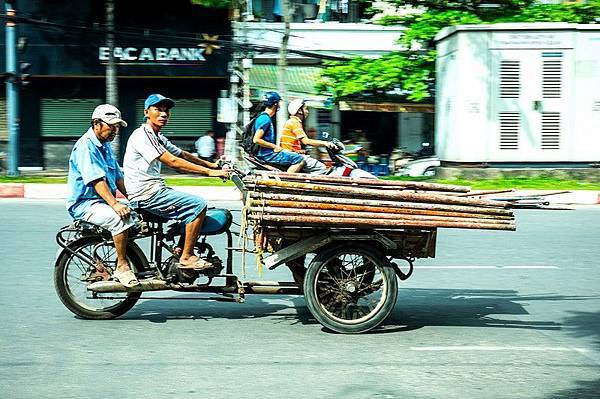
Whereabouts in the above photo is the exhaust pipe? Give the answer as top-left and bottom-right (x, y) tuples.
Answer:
(88, 279), (169, 293)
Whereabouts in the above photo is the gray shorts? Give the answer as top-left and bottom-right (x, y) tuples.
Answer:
(81, 202), (135, 236)
(302, 155), (327, 174)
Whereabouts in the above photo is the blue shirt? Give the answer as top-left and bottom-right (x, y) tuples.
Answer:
(66, 128), (123, 219)
(255, 113), (275, 157)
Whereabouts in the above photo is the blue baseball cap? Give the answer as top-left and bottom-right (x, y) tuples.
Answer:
(144, 94), (175, 110)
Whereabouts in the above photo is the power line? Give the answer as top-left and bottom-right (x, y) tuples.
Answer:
(0, 13), (349, 61)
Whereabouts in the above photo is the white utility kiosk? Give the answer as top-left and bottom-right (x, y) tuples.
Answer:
(434, 23), (600, 164)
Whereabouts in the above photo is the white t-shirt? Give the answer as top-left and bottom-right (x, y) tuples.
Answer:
(124, 124), (182, 202)
(195, 135), (215, 158)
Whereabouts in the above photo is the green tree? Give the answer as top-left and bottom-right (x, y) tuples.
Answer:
(318, 0), (600, 102)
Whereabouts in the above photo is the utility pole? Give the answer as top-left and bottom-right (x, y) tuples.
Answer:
(276, 0), (290, 143)
(225, 5), (242, 163)
(106, 0), (119, 156)
(5, 0), (19, 176)
(226, 1), (253, 164)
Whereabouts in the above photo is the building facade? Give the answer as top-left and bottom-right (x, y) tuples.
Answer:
(0, 0), (231, 169)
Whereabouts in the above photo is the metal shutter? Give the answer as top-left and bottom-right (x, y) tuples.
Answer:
(136, 99), (213, 137)
(0, 98), (6, 140)
(41, 99), (101, 137)
(499, 60), (520, 98)
(499, 112), (519, 150)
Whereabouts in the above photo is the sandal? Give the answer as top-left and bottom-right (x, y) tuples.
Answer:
(113, 269), (140, 288)
(177, 258), (214, 271)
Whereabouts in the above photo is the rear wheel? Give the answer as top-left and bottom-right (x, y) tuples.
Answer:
(54, 236), (145, 320)
(304, 244), (398, 333)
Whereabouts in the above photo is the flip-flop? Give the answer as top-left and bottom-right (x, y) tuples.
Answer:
(177, 258), (214, 271)
(113, 269), (140, 288)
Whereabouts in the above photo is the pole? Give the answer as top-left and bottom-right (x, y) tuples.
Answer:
(5, 1), (18, 176)
(106, 0), (119, 156)
(276, 0), (290, 143)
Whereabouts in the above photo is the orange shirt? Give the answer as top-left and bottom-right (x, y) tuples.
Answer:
(280, 116), (306, 152)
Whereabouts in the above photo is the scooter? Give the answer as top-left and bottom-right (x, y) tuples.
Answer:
(243, 137), (377, 179)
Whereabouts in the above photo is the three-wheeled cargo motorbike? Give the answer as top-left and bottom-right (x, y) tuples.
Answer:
(54, 170), (436, 333)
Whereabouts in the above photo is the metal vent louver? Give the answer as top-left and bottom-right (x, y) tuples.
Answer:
(499, 112), (519, 150)
(542, 55), (562, 99)
(541, 112), (560, 150)
(499, 61), (520, 98)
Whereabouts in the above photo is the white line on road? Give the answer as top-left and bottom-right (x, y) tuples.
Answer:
(416, 266), (559, 269)
(411, 346), (588, 353)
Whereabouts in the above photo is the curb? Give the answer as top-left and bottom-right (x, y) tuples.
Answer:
(0, 183), (598, 205)
(0, 183), (242, 201)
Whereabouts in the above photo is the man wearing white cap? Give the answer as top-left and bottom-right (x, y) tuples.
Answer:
(66, 104), (139, 288)
(280, 98), (335, 174)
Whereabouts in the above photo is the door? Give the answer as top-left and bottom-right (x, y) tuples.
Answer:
(490, 50), (571, 162)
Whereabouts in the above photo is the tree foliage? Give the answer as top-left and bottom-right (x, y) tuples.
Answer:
(318, 0), (600, 102)
(190, 0), (232, 8)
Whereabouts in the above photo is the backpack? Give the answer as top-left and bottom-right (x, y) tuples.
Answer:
(241, 112), (265, 155)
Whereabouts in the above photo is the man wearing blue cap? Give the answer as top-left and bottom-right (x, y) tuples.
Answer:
(123, 94), (229, 271)
(252, 91), (305, 173)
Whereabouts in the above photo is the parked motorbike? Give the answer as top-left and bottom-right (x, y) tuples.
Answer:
(390, 143), (440, 177)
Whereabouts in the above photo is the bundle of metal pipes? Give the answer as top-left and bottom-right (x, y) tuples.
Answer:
(242, 172), (516, 232)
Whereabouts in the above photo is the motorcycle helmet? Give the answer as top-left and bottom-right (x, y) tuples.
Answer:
(262, 91), (282, 107)
(288, 98), (306, 116)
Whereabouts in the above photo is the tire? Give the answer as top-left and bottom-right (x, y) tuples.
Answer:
(54, 235), (145, 320)
(423, 166), (436, 177)
(303, 243), (398, 334)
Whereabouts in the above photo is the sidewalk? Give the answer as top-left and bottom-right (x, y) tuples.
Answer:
(0, 183), (598, 204)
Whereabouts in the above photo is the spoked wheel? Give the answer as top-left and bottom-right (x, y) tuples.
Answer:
(304, 244), (398, 334)
(54, 236), (144, 320)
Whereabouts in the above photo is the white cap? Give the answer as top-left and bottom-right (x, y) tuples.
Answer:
(288, 98), (305, 116)
(91, 104), (128, 127)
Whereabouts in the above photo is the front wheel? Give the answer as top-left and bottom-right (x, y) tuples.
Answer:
(303, 244), (398, 333)
(54, 235), (145, 320)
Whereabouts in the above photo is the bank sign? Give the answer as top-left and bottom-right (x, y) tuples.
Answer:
(98, 46), (206, 65)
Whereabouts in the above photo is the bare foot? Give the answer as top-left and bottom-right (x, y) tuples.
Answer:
(178, 255), (199, 266)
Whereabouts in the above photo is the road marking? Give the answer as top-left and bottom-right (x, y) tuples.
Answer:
(416, 265), (559, 269)
(411, 346), (588, 353)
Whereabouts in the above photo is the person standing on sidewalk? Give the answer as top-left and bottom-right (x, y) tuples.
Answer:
(66, 104), (139, 288)
(194, 129), (217, 162)
(123, 94), (229, 271)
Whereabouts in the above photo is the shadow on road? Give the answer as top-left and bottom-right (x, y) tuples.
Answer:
(114, 287), (599, 336)
(376, 287), (586, 334)
(546, 310), (600, 399)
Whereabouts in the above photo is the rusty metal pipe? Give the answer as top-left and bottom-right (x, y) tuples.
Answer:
(247, 206), (514, 224)
(250, 171), (470, 192)
(248, 192), (513, 216)
(248, 199), (514, 220)
(250, 179), (508, 208)
(248, 214), (516, 231)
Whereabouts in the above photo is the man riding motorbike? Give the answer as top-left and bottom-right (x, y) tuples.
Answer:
(252, 92), (305, 173)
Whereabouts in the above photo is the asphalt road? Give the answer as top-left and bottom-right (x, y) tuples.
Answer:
(0, 199), (599, 399)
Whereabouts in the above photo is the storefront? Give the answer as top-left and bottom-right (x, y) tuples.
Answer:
(0, 0), (231, 169)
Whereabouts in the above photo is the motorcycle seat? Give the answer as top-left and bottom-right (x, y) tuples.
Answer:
(201, 208), (233, 235)
(135, 208), (232, 235)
